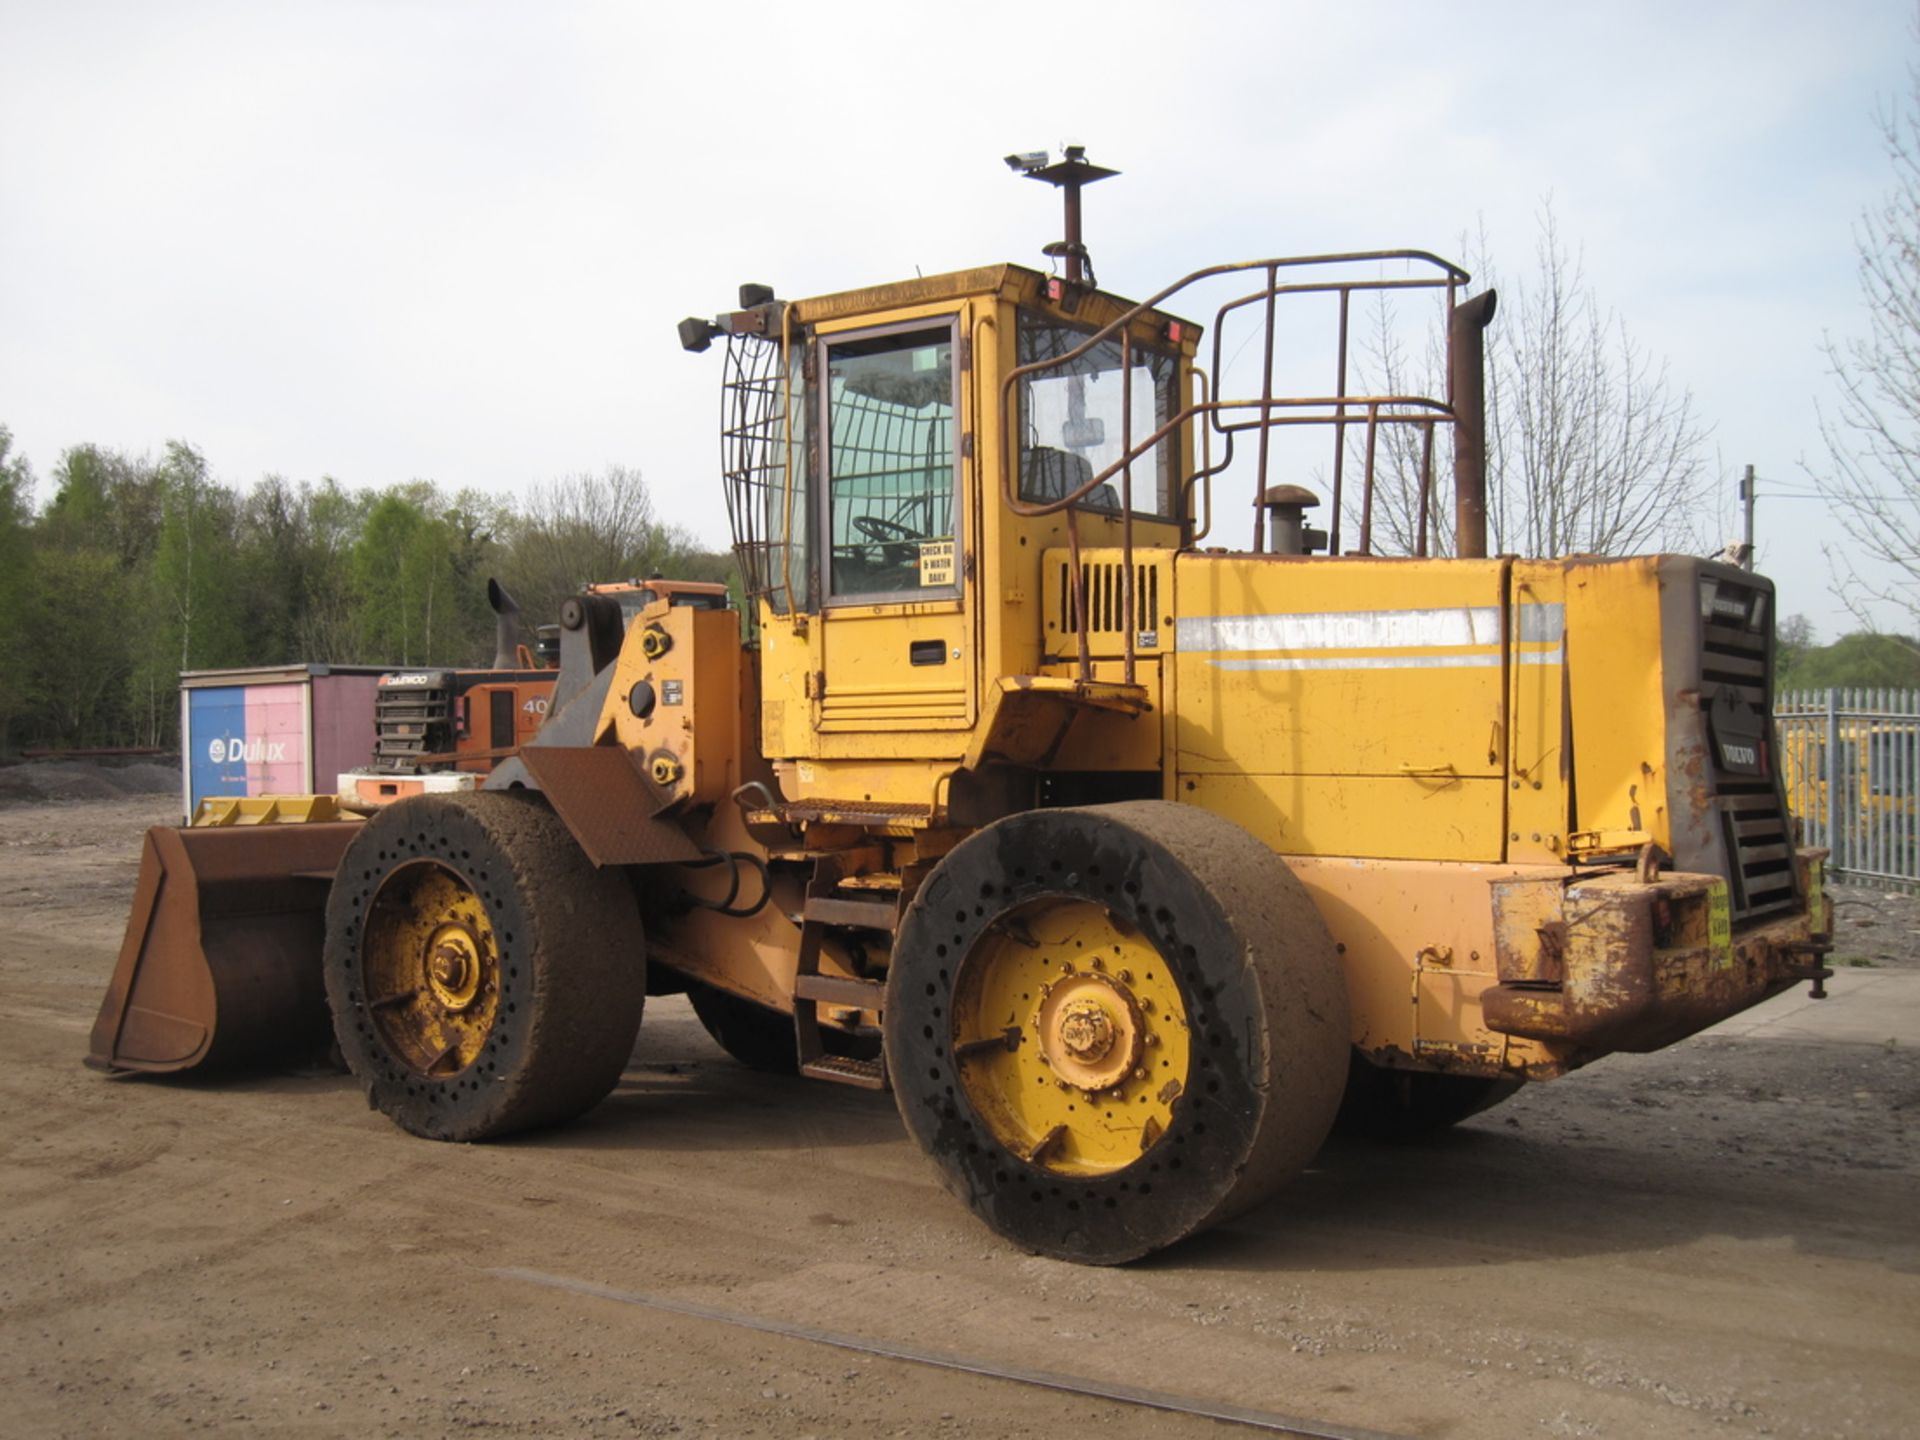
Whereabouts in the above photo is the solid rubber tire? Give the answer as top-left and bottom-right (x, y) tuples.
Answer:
(687, 981), (881, 1073)
(687, 983), (800, 1073)
(323, 790), (644, 1141)
(885, 801), (1350, 1264)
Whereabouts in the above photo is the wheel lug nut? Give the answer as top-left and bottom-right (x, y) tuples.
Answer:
(1117, 969), (1132, 984)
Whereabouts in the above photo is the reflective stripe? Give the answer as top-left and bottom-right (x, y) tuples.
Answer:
(1213, 650), (1562, 672)
(1176, 602), (1565, 653)
(1517, 603), (1566, 643)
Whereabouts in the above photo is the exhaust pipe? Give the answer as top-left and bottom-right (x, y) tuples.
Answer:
(1448, 289), (1498, 560)
(487, 578), (522, 669)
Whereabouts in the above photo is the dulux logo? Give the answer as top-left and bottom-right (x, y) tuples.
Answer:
(208, 736), (288, 765)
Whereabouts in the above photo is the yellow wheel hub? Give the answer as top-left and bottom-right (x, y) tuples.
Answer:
(361, 861), (502, 1077)
(1034, 972), (1144, 1092)
(950, 897), (1190, 1177)
(425, 924), (484, 1011)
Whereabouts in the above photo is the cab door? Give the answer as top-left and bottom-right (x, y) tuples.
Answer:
(813, 315), (975, 738)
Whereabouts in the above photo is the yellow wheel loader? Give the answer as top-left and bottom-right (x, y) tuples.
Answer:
(89, 152), (1832, 1263)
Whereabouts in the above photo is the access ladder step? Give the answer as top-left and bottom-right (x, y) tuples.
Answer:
(799, 1054), (888, 1090)
(793, 973), (887, 1009)
(802, 896), (899, 932)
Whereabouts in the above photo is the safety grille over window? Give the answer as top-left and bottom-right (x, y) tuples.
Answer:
(823, 325), (958, 600)
(721, 332), (809, 613)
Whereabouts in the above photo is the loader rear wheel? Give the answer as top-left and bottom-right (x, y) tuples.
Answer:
(686, 982), (798, 1073)
(885, 801), (1349, 1264)
(323, 791), (644, 1142)
(687, 982), (881, 1073)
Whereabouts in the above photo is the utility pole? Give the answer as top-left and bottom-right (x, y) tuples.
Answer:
(1740, 464), (1756, 571)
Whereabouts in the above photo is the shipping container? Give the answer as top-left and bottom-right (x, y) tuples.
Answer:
(177, 665), (393, 820)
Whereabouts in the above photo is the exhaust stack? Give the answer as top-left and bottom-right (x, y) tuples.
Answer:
(1448, 289), (1498, 559)
(487, 578), (522, 669)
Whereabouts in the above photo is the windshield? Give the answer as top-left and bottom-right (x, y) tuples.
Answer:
(1017, 311), (1177, 517)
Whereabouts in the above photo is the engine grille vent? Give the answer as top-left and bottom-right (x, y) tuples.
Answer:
(1701, 596), (1795, 918)
(1056, 560), (1164, 646)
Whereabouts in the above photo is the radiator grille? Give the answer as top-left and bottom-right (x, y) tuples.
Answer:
(1701, 596), (1796, 919)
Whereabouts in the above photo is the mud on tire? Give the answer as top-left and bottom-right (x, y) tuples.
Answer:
(885, 801), (1350, 1264)
(323, 791), (644, 1141)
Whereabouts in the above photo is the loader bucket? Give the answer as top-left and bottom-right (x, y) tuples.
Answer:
(86, 822), (362, 1074)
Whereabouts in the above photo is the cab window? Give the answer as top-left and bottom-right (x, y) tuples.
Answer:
(1017, 311), (1177, 518)
(820, 322), (959, 601)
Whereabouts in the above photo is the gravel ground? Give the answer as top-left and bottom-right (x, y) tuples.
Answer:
(0, 792), (1914, 1439)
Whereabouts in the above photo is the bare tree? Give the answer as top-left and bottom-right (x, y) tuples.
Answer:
(1816, 62), (1920, 634)
(1356, 206), (1712, 558)
(496, 466), (712, 624)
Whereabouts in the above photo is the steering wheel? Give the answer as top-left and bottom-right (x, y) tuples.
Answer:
(853, 514), (920, 563)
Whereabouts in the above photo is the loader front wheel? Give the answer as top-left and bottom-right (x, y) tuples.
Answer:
(885, 802), (1349, 1264)
(323, 791), (644, 1142)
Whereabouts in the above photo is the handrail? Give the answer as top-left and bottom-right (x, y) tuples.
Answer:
(997, 250), (1473, 680)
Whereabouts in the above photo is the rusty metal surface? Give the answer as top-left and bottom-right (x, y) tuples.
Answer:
(87, 822), (359, 1073)
(1483, 867), (1824, 1054)
(517, 746), (704, 867)
(745, 798), (933, 829)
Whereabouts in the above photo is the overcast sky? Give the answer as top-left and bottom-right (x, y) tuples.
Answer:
(2, 0), (1912, 640)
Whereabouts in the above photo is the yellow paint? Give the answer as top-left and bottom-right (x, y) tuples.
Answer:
(598, 598), (744, 808)
(632, 258), (1821, 1087)
(1708, 879), (1733, 960)
(950, 897), (1190, 1176)
(1564, 557), (1670, 852)
(1506, 564), (1570, 865)
(192, 794), (346, 825)
(1171, 555), (1512, 866)
(359, 860), (501, 1076)
(1287, 855), (1571, 1073)
(1182, 772), (1505, 862)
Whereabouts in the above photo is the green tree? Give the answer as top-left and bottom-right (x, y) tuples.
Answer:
(0, 427), (37, 751)
(1778, 631), (1920, 691)
(1774, 614), (1819, 692)
(28, 546), (134, 747)
(351, 485), (474, 665)
(123, 442), (249, 743)
(496, 466), (730, 627)
(25, 442), (171, 747)
(298, 478), (377, 661)
(38, 444), (166, 569)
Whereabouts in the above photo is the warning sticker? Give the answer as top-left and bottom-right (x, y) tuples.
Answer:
(1708, 879), (1733, 965)
(918, 540), (955, 588)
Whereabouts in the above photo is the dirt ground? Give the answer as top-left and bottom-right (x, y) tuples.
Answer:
(1, 787), (1916, 1440)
